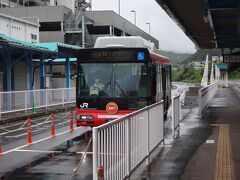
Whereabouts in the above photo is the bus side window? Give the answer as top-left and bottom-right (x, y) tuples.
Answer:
(157, 65), (162, 93)
(165, 65), (171, 89)
(151, 63), (157, 100)
(155, 64), (163, 101)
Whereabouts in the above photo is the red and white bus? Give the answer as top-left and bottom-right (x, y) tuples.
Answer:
(76, 36), (171, 127)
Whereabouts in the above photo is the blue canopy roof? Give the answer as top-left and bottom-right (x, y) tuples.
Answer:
(36, 42), (81, 52)
(0, 34), (51, 51)
(0, 34), (81, 53)
(33, 57), (77, 62)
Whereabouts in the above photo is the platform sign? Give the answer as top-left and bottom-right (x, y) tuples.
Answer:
(223, 55), (240, 63)
(216, 63), (228, 70)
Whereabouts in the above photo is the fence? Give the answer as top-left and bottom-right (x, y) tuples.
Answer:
(171, 95), (180, 139)
(92, 101), (164, 180)
(0, 88), (75, 118)
(198, 82), (218, 116)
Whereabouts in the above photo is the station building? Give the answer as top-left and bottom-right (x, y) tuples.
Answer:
(0, 12), (39, 43)
(0, 0), (91, 12)
(0, 6), (158, 48)
(0, 12), (40, 91)
(0, 0), (159, 92)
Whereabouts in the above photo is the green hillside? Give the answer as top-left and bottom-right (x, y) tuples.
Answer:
(172, 67), (203, 84)
(229, 70), (240, 80)
(158, 50), (192, 65)
(160, 49), (227, 84)
(159, 49), (224, 66)
(181, 49), (222, 64)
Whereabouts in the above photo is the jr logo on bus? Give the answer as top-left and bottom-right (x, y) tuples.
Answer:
(80, 103), (88, 109)
(137, 52), (145, 60)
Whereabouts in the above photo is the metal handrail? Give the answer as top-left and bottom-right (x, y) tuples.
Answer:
(0, 87), (75, 94)
(93, 101), (164, 180)
(95, 101), (164, 130)
(199, 82), (218, 115)
(0, 88), (76, 118)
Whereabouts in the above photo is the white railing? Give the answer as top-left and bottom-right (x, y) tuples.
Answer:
(92, 101), (164, 180)
(171, 95), (180, 139)
(0, 88), (76, 118)
(198, 82), (218, 116)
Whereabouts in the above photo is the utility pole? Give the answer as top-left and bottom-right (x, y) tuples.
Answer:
(118, 0), (120, 15)
(146, 22), (151, 35)
(131, 10), (136, 25)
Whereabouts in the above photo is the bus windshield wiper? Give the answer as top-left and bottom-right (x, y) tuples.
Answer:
(115, 82), (128, 97)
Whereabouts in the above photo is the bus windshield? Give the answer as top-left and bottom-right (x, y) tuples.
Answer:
(77, 63), (150, 99)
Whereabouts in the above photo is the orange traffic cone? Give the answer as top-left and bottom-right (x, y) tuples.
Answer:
(51, 112), (55, 138)
(27, 116), (32, 145)
(69, 108), (74, 132)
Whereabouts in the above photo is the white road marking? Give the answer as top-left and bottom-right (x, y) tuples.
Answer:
(206, 139), (215, 144)
(15, 149), (63, 153)
(2, 127), (90, 155)
(76, 151), (93, 154)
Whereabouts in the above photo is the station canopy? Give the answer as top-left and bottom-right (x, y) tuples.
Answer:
(0, 34), (80, 60)
(156, 0), (240, 49)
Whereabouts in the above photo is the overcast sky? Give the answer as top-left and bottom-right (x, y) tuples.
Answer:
(91, 0), (196, 54)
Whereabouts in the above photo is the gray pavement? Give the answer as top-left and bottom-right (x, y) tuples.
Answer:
(0, 120), (90, 178)
(137, 85), (240, 180)
(0, 134), (92, 180)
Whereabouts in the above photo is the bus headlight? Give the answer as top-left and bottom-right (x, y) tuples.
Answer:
(76, 115), (93, 120)
(86, 115), (93, 120)
(81, 115), (87, 120)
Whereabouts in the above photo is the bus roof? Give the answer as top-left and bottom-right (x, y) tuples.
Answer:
(94, 36), (171, 64)
(94, 36), (155, 50)
(150, 52), (171, 64)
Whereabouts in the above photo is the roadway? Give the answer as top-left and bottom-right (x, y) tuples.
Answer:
(1, 135), (93, 180)
(0, 110), (91, 179)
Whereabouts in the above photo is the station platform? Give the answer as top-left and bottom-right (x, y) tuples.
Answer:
(138, 84), (240, 180)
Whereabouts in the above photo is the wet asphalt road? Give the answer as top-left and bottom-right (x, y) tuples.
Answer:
(0, 111), (76, 151)
(0, 108), (91, 180)
(1, 135), (93, 180)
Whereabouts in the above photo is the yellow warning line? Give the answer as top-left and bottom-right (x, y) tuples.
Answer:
(214, 124), (235, 180)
